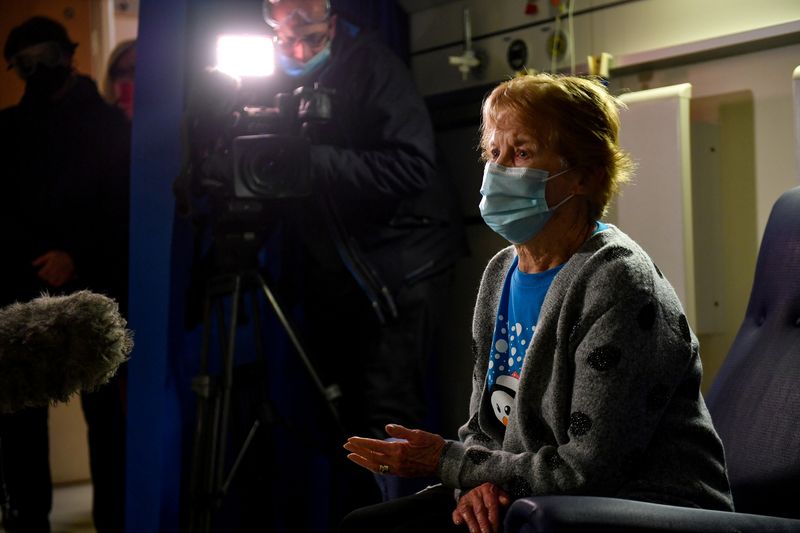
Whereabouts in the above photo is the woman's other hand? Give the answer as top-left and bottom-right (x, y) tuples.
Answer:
(343, 423), (445, 477)
(452, 482), (511, 533)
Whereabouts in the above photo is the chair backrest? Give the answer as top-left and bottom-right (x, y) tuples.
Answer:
(706, 186), (800, 519)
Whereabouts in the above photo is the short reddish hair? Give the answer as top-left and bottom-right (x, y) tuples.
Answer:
(480, 73), (634, 220)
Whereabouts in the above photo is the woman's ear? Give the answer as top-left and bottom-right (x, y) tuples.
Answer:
(573, 166), (604, 196)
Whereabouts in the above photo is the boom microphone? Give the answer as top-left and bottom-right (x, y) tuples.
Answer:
(0, 290), (133, 413)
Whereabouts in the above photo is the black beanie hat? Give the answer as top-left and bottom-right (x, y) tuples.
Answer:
(4, 16), (78, 61)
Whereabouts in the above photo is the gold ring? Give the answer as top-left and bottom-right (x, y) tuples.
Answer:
(378, 464), (390, 474)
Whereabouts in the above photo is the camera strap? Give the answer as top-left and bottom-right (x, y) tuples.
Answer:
(316, 194), (397, 325)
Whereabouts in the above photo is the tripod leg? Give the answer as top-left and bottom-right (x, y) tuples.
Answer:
(220, 419), (260, 495)
(189, 270), (349, 531)
(187, 289), (216, 533)
(187, 276), (241, 533)
(253, 272), (346, 438)
(246, 290), (278, 429)
(216, 289), (271, 502)
(213, 274), (242, 507)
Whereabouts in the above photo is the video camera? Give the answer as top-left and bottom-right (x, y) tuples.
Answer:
(177, 66), (334, 234)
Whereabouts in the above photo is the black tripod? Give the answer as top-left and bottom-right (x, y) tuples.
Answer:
(186, 268), (344, 533)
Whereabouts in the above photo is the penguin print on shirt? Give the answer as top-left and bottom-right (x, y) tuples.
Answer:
(485, 257), (564, 432)
(491, 373), (520, 426)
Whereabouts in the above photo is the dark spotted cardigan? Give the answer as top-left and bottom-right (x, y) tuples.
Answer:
(437, 225), (734, 511)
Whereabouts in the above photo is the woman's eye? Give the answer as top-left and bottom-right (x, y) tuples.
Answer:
(516, 150), (529, 160)
(490, 148), (500, 159)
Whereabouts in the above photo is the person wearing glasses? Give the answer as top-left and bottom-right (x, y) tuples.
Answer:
(251, 0), (466, 530)
(266, 0), (336, 77)
(0, 17), (129, 533)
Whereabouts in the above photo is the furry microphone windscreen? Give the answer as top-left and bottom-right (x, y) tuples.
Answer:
(0, 290), (133, 413)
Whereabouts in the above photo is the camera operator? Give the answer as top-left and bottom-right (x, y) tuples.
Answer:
(257, 0), (466, 526)
(0, 17), (129, 533)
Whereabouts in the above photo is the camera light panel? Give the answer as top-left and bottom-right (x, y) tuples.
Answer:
(216, 34), (275, 78)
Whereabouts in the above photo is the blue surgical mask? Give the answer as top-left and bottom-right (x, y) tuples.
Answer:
(277, 42), (331, 78)
(479, 162), (574, 244)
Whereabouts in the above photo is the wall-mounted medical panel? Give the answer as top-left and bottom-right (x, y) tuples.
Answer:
(410, 0), (800, 97)
(411, 8), (593, 96)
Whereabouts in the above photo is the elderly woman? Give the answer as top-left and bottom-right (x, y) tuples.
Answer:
(340, 73), (733, 533)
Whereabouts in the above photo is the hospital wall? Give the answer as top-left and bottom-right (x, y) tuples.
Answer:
(610, 42), (800, 386)
(406, 0), (800, 434)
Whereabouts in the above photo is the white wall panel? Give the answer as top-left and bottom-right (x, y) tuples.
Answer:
(617, 84), (696, 327)
(794, 65), (800, 182)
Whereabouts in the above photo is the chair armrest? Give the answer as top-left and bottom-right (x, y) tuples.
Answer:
(504, 496), (800, 533)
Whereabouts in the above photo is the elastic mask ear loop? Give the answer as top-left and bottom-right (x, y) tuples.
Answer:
(542, 166), (572, 182)
(549, 192), (574, 211)
(544, 167), (574, 211)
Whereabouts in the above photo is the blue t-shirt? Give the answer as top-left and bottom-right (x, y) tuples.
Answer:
(486, 222), (608, 430)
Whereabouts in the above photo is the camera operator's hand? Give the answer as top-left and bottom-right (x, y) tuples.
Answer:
(32, 250), (76, 288)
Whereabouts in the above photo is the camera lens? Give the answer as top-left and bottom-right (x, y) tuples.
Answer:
(233, 134), (311, 199)
(245, 152), (282, 196)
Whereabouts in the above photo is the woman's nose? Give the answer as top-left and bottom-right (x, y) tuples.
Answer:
(497, 150), (514, 167)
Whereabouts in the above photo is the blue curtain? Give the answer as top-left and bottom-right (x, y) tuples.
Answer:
(126, 0), (187, 531)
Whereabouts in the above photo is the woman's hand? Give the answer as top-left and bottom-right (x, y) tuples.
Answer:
(452, 482), (511, 533)
(343, 424), (446, 477)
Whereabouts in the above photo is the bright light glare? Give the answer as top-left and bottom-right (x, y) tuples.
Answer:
(216, 35), (275, 78)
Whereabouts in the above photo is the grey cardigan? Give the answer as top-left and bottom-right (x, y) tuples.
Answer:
(437, 225), (734, 511)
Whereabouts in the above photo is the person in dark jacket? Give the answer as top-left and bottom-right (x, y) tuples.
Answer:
(263, 0), (465, 428)
(0, 17), (130, 533)
(234, 0), (465, 528)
